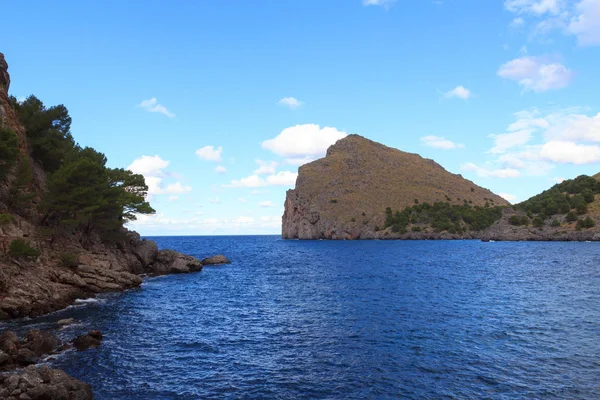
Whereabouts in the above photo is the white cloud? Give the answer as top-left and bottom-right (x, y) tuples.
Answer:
(443, 86), (473, 100)
(215, 165), (227, 174)
(363, 0), (396, 8)
(225, 171), (298, 188)
(163, 182), (192, 194)
(499, 193), (518, 202)
(259, 200), (276, 208)
(568, 0), (600, 46)
(208, 197), (222, 204)
(137, 98), (175, 118)
(540, 140), (600, 164)
(511, 17), (526, 27)
(127, 213), (281, 234)
(127, 155), (191, 198)
(168, 196), (179, 202)
(544, 112), (600, 142)
(504, 0), (565, 15)
(497, 56), (573, 92)
(196, 146), (223, 162)
(278, 97), (303, 109)
(420, 135), (465, 150)
(238, 198), (248, 203)
(461, 163), (521, 178)
(254, 160), (278, 175)
(262, 124), (348, 158)
(284, 156), (316, 166)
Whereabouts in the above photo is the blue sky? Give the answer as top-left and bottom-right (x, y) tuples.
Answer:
(2, 0), (600, 235)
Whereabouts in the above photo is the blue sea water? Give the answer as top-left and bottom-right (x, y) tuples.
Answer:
(4, 236), (600, 399)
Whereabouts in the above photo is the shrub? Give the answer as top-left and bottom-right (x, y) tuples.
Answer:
(350, 217), (356, 222)
(577, 216), (596, 230)
(9, 239), (41, 259)
(532, 217), (545, 228)
(59, 252), (79, 268)
(411, 226), (422, 232)
(0, 213), (14, 225)
(0, 127), (19, 179)
(551, 219), (560, 227)
(330, 199), (337, 204)
(566, 211), (578, 222)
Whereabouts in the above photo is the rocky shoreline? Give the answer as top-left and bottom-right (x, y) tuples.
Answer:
(0, 235), (230, 399)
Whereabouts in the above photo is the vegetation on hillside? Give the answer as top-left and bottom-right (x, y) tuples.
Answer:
(0, 95), (155, 237)
(515, 175), (599, 228)
(384, 202), (504, 234)
(0, 126), (19, 179)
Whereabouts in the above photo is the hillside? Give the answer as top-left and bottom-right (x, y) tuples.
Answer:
(282, 135), (510, 239)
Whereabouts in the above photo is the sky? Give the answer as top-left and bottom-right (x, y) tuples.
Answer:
(2, 0), (600, 235)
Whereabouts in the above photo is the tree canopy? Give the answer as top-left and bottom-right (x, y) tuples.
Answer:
(8, 94), (155, 236)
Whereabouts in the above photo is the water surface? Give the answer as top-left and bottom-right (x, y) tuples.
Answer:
(4, 236), (600, 399)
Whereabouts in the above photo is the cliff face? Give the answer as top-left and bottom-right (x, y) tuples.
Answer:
(283, 135), (509, 239)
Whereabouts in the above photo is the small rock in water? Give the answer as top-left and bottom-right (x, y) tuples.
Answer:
(72, 330), (103, 351)
(201, 254), (231, 265)
(57, 318), (75, 326)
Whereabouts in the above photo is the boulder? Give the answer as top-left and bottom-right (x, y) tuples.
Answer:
(72, 330), (103, 351)
(0, 330), (18, 354)
(146, 250), (203, 275)
(201, 255), (231, 265)
(132, 239), (158, 268)
(22, 330), (61, 356)
(15, 348), (38, 365)
(0, 365), (93, 400)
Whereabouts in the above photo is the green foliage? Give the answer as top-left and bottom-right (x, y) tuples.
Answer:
(350, 217), (356, 222)
(566, 211), (578, 222)
(551, 219), (561, 227)
(508, 215), (529, 226)
(59, 252), (79, 268)
(9, 239), (41, 259)
(576, 216), (595, 230)
(384, 201), (503, 233)
(12, 95), (75, 173)
(0, 213), (15, 225)
(0, 126), (19, 179)
(517, 175), (600, 219)
(411, 226), (421, 232)
(330, 199), (337, 204)
(42, 148), (155, 234)
(532, 217), (545, 228)
(6, 157), (36, 211)
(8, 94), (155, 237)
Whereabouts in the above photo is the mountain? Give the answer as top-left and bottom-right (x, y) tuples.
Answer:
(282, 135), (510, 239)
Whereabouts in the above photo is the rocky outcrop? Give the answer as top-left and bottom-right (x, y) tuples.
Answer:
(72, 330), (103, 351)
(0, 365), (93, 400)
(0, 330), (64, 371)
(282, 135), (509, 239)
(147, 249), (203, 275)
(201, 254), (231, 265)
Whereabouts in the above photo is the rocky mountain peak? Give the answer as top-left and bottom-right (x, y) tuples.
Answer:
(0, 52), (9, 94)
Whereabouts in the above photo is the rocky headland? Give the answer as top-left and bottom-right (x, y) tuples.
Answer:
(283, 135), (600, 241)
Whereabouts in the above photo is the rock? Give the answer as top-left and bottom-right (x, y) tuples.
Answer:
(0, 350), (9, 365)
(72, 330), (103, 351)
(201, 255), (231, 265)
(22, 330), (61, 356)
(147, 250), (203, 275)
(1, 365), (92, 400)
(0, 330), (19, 354)
(132, 238), (159, 268)
(57, 318), (75, 326)
(15, 348), (38, 366)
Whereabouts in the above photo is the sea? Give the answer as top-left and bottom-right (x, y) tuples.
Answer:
(2, 236), (600, 399)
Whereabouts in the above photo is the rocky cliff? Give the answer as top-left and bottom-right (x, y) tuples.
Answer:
(283, 135), (509, 239)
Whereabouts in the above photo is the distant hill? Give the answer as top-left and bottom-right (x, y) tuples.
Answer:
(282, 134), (509, 239)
